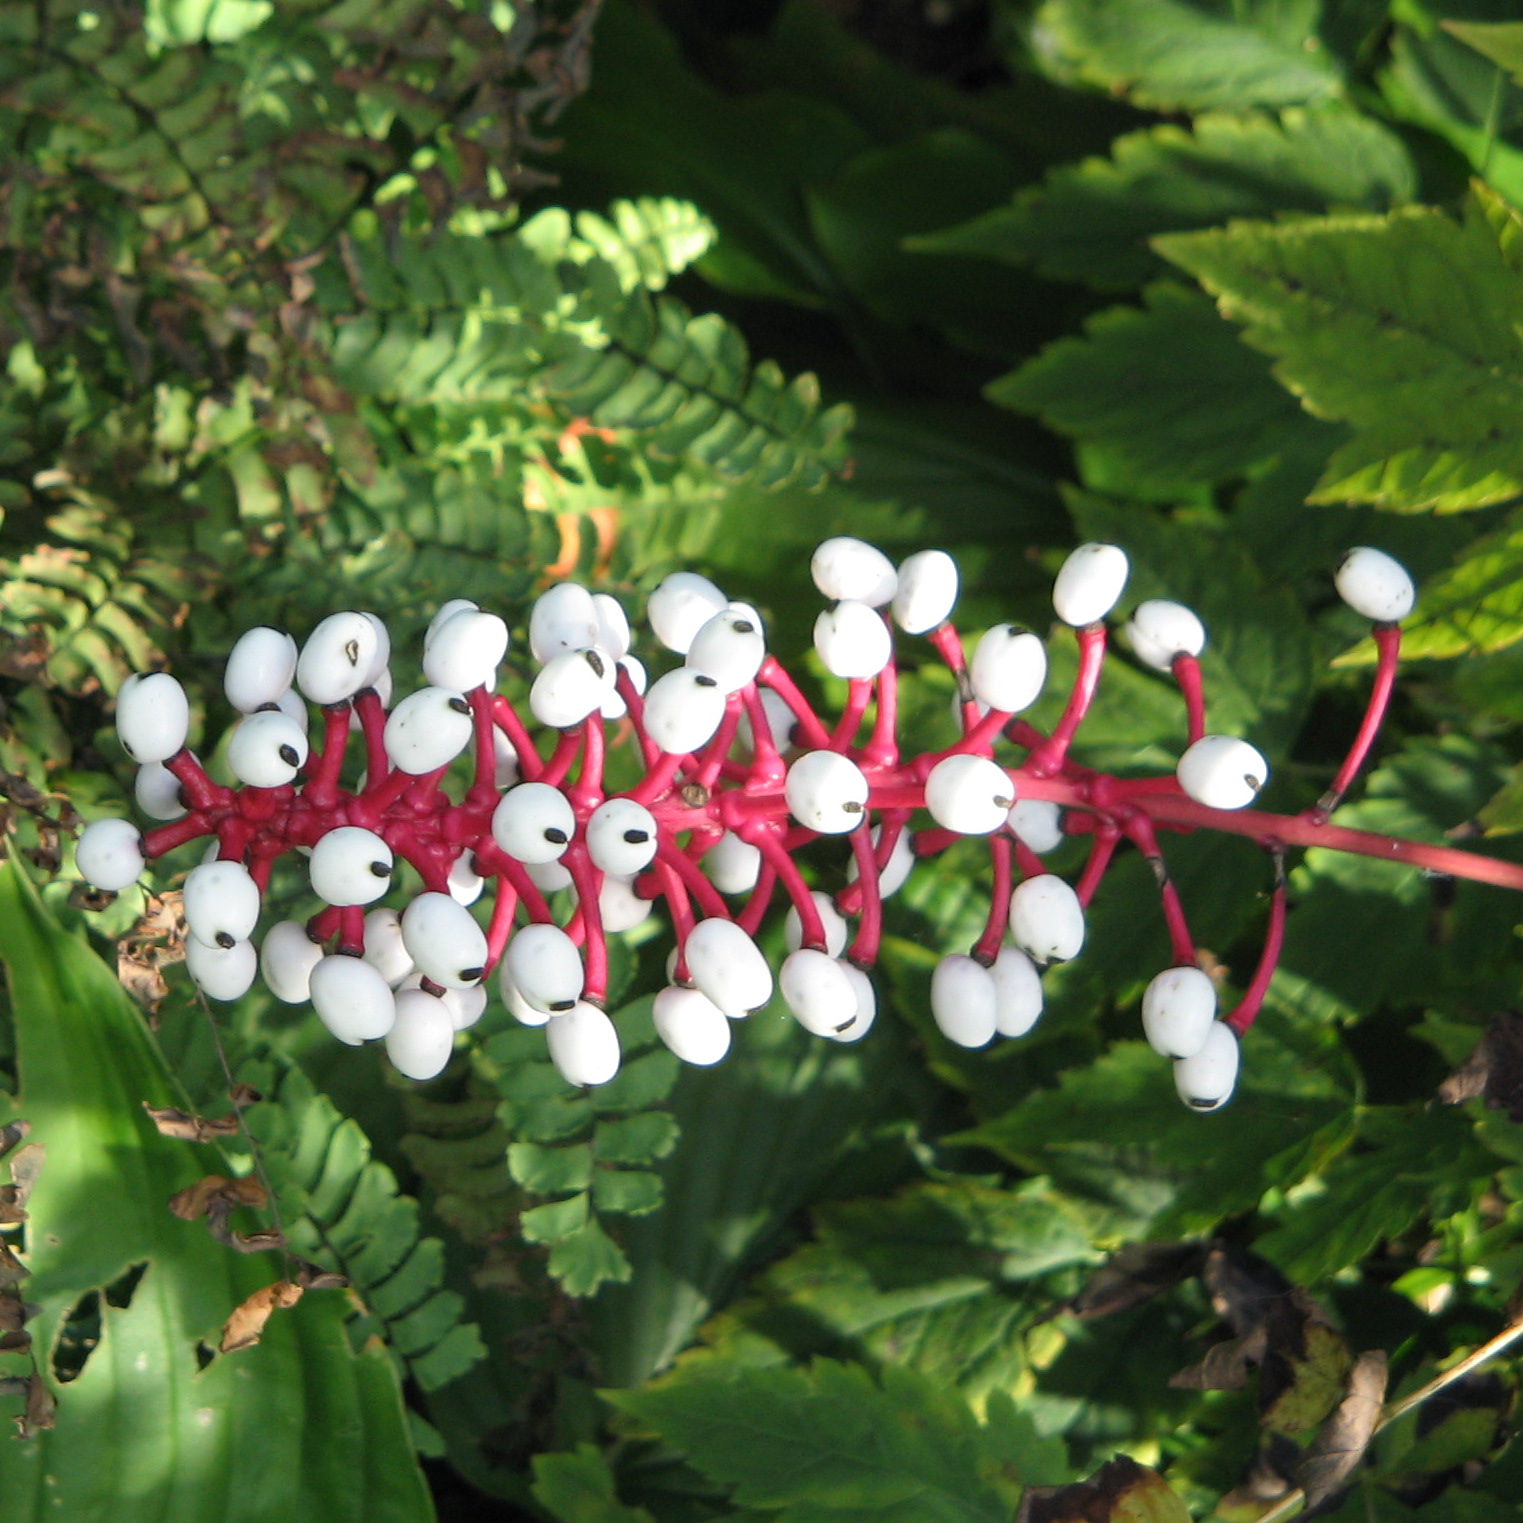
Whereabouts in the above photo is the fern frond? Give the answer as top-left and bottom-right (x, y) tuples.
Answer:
(568, 198), (718, 292)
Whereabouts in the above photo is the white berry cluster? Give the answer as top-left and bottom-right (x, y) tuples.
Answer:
(72, 535), (1417, 1112)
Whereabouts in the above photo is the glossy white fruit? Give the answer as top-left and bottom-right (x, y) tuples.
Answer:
(1007, 799), (1064, 854)
(593, 594), (631, 660)
(427, 599), (478, 644)
(845, 824), (917, 899)
(991, 945), (1043, 1038)
(585, 798), (659, 876)
(529, 583), (599, 664)
(687, 604), (766, 694)
(784, 890), (850, 957)
(296, 611), (381, 706)
(134, 762), (187, 822)
(183, 859), (261, 949)
(273, 687), (310, 734)
(386, 989), (456, 1080)
(226, 709), (309, 788)
(931, 954), (998, 1048)
(422, 609), (509, 691)
(1125, 600), (1207, 672)
(184, 936), (258, 1001)
(1009, 873), (1085, 964)
(362, 907), (414, 986)
(492, 782), (576, 864)
(506, 923), (585, 1014)
(492, 730), (520, 788)
(653, 986), (732, 1065)
(642, 668), (727, 754)
(1176, 735), (1268, 811)
(970, 625), (1047, 713)
(308, 955), (397, 1044)
(832, 963), (877, 1043)
(546, 1002), (621, 1086)
(892, 550), (958, 634)
(1174, 1022), (1240, 1111)
(498, 961), (549, 1027)
(1336, 546), (1416, 623)
(527, 858), (573, 894)
(924, 754), (1016, 836)
(647, 571), (728, 655)
(383, 686), (474, 774)
(785, 750), (870, 834)
(1052, 543), (1129, 627)
(116, 672), (190, 764)
(814, 600), (893, 679)
(309, 825), (393, 907)
(593, 874), (655, 933)
(705, 831), (762, 895)
(530, 648), (612, 729)
(259, 920), (324, 1004)
(447, 980), (488, 1031)
(1141, 966), (1218, 1060)
(400, 892), (488, 988)
(448, 850), (484, 906)
(811, 537), (898, 607)
(357, 612), (391, 690)
(779, 948), (858, 1037)
(684, 918), (774, 1016)
(224, 627), (299, 712)
(605, 653), (647, 722)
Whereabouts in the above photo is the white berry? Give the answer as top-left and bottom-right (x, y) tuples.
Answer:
(1335, 546), (1416, 623)
(530, 648), (613, 729)
(1052, 543), (1129, 627)
(1141, 966), (1218, 1059)
(592, 874), (654, 933)
(642, 668), (727, 754)
(227, 709), (309, 788)
(386, 988), (457, 1080)
(546, 1002), (621, 1086)
(785, 750), (869, 834)
(705, 831), (762, 895)
(831, 963), (877, 1042)
(970, 625), (1047, 713)
(116, 672), (190, 764)
(684, 918), (774, 1016)
(492, 782), (575, 864)
(687, 604), (766, 694)
(653, 986), (732, 1065)
(400, 892), (488, 988)
(423, 609), (509, 692)
(183, 859), (261, 949)
(296, 611), (381, 706)
(924, 754), (1016, 836)
(498, 962), (549, 1027)
(362, 906), (414, 986)
(384, 687), (474, 774)
(931, 954), (998, 1048)
(506, 923), (586, 1014)
(846, 824), (917, 899)
(184, 936), (258, 1001)
(1009, 873), (1085, 964)
(1174, 1022), (1240, 1111)
(529, 583), (599, 664)
(784, 889), (850, 957)
(647, 571), (728, 655)
(224, 627), (299, 712)
(585, 798), (659, 877)
(134, 762), (187, 822)
(1008, 799), (1064, 854)
(811, 537), (898, 607)
(309, 825), (393, 907)
(309, 955), (396, 1044)
(449, 850), (484, 906)
(991, 945), (1043, 1038)
(892, 550), (958, 634)
(593, 594), (631, 659)
(779, 948), (858, 1037)
(1176, 735), (1268, 810)
(1126, 601), (1206, 672)
(260, 921), (325, 1004)
(814, 600), (893, 679)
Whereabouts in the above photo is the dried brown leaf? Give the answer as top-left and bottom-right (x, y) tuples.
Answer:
(1065, 1241), (1206, 1321)
(1020, 1455), (1192, 1523)
(15, 1371), (56, 1438)
(1297, 1350), (1388, 1512)
(0, 1242), (25, 1290)
(219, 1280), (303, 1353)
(143, 1102), (241, 1144)
(1171, 1324), (1269, 1393)
(205, 1198), (285, 1254)
(0, 1120), (30, 1164)
(1440, 1013), (1523, 1121)
(167, 1174), (267, 1221)
(292, 1259), (348, 1291)
(228, 1083), (264, 1110)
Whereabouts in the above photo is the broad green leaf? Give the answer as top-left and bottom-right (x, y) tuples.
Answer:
(1444, 20), (1523, 84)
(612, 1358), (1055, 1518)
(916, 107), (1413, 291)
(0, 860), (432, 1523)
(1032, 0), (1342, 114)
(990, 285), (1309, 495)
(1158, 200), (1523, 511)
(532, 1445), (657, 1523)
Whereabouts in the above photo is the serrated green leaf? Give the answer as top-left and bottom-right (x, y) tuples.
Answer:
(521, 1192), (591, 1244)
(532, 1445), (657, 1523)
(593, 1110), (679, 1164)
(1033, 0), (1341, 114)
(1158, 200), (1523, 511)
(509, 1141), (594, 1195)
(547, 1217), (632, 1296)
(990, 284), (1308, 494)
(917, 107), (1412, 291)
(1444, 20), (1523, 84)
(590, 1168), (663, 1216)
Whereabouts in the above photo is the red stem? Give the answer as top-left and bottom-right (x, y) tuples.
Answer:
(846, 824), (882, 966)
(736, 862), (778, 937)
(354, 689), (391, 791)
(758, 656), (831, 750)
(566, 716), (606, 815)
(304, 704), (352, 808)
(1226, 854), (1286, 1036)
(1173, 654), (1206, 746)
(742, 825), (827, 949)
(740, 685), (787, 787)
(1028, 625), (1107, 777)
(1312, 623), (1401, 823)
(829, 679), (873, 752)
(1075, 821), (1119, 907)
(563, 845), (608, 1004)
(1124, 812), (1197, 966)
(860, 657), (899, 770)
(485, 874), (520, 968)
(490, 696), (543, 781)
(973, 832), (1012, 965)
(656, 840), (732, 922)
(926, 623), (979, 734)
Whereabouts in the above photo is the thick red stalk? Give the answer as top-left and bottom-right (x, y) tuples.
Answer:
(759, 657), (831, 750)
(1226, 854), (1287, 1036)
(1124, 812), (1197, 966)
(1173, 654), (1206, 745)
(1311, 623), (1402, 823)
(1028, 625), (1107, 777)
(973, 832), (1013, 965)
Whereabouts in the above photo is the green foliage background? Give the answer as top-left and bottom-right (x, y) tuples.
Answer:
(7, 0), (1523, 1518)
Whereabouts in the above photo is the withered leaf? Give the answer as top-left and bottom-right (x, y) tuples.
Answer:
(15, 1371), (57, 1438)
(1439, 1013), (1523, 1121)
(4, 1143), (43, 1208)
(0, 1242), (25, 1290)
(205, 1198), (285, 1254)
(168, 1174), (267, 1221)
(117, 953), (171, 1014)
(0, 1120), (29, 1164)
(143, 1102), (241, 1144)
(1297, 1349), (1388, 1511)
(1066, 1241), (1207, 1321)
(0, 1294), (36, 1333)
(1203, 1243), (1292, 1335)
(219, 1280), (303, 1353)
(1171, 1324), (1269, 1393)
(0, 1329), (31, 1355)
(292, 1259), (348, 1291)
(228, 1083), (263, 1110)
(0, 1190), (24, 1227)
(1020, 1455), (1191, 1523)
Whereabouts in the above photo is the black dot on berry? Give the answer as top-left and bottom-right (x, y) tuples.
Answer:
(550, 999), (576, 1012)
(1186, 1096), (1217, 1111)
(448, 697), (470, 715)
(844, 800), (863, 813)
(694, 674), (718, 688)
(995, 795), (1013, 809)
(215, 931), (236, 950)
(343, 639), (360, 665)
(733, 619), (755, 634)
(460, 966), (484, 983)
(279, 745), (299, 767)
(369, 861), (390, 877)
(584, 650), (606, 679)
(544, 827), (569, 844)
(623, 828), (649, 844)
(1245, 775), (1261, 791)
